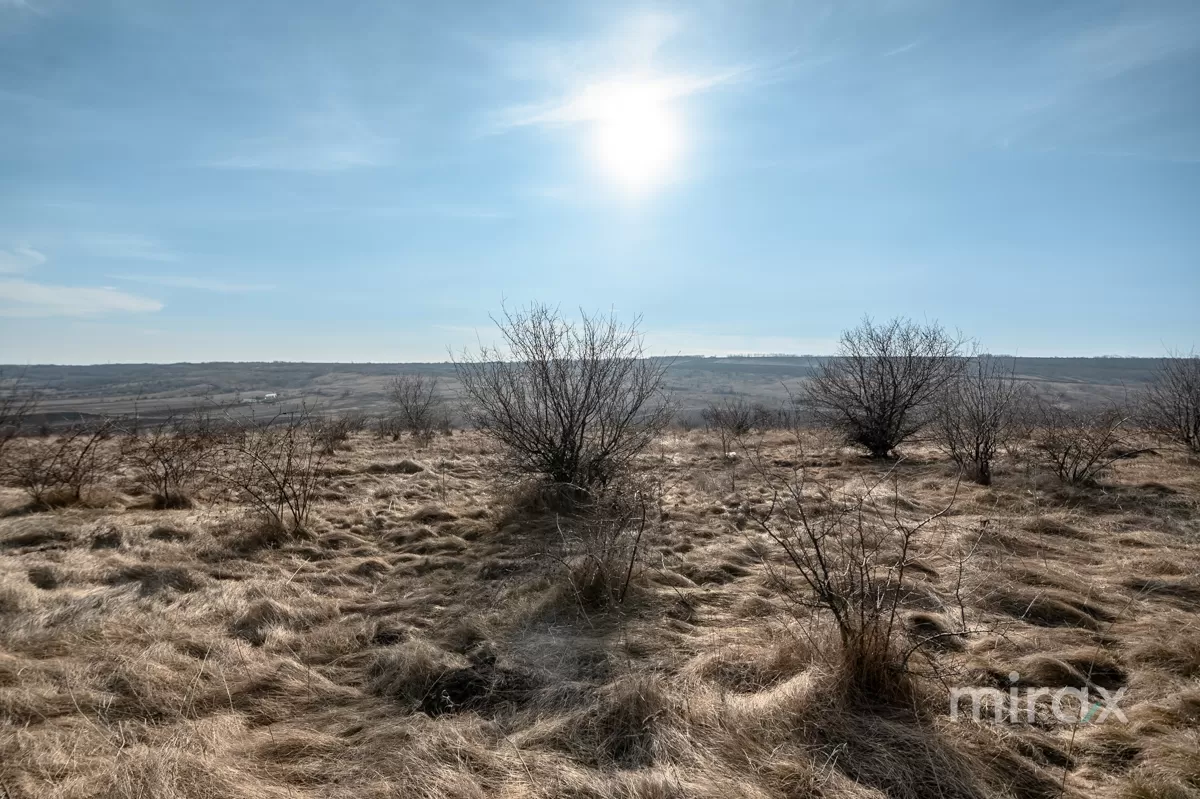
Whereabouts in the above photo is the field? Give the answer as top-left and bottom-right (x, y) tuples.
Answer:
(2, 426), (1199, 798)
(3, 356), (1161, 426)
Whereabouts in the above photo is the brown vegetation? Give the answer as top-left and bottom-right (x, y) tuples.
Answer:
(1, 410), (1198, 798)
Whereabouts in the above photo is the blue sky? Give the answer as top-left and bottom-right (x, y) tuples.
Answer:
(1, 0), (1197, 363)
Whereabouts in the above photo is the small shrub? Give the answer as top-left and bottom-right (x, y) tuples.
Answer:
(934, 356), (1029, 485)
(312, 415), (357, 454)
(749, 460), (960, 708)
(3, 419), (116, 507)
(1138, 350), (1200, 453)
(1032, 402), (1135, 485)
(120, 412), (214, 507)
(701, 397), (754, 454)
(214, 406), (327, 536)
(0, 370), (38, 462)
(387, 373), (448, 439)
(554, 494), (650, 611)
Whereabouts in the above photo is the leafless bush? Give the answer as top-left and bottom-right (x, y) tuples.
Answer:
(313, 414), (357, 454)
(551, 492), (650, 611)
(375, 414), (403, 441)
(750, 401), (795, 431)
(1032, 401), (1135, 485)
(215, 407), (327, 535)
(387, 374), (448, 439)
(4, 419), (116, 507)
(0, 371), (39, 461)
(673, 413), (697, 433)
(701, 397), (754, 454)
(806, 316), (968, 458)
(1138, 351), (1200, 453)
(454, 304), (673, 491)
(749, 461), (960, 707)
(120, 412), (215, 508)
(934, 356), (1029, 485)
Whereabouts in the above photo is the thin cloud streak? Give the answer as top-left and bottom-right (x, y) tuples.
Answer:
(79, 234), (178, 262)
(0, 278), (163, 317)
(492, 68), (747, 132)
(106, 274), (276, 293)
(0, 244), (47, 273)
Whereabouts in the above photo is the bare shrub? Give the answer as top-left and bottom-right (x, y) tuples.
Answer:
(215, 407), (327, 535)
(806, 316), (967, 458)
(387, 373), (447, 439)
(4, 419), (116, 507)
(751, 401), (795, 431)
(934, 356), (1029, 485)
(120, 412), (215, 508)
(0, 370), (39, 460)
(313, 414), (358, 454)
(375, 414), (404, 441)
(701, 397), (754, 454)
(673, 413), (697, 433)
(749, 460), (960, 707)
(551, 492), (650, 612)
(1032, 401), (1135, 486)
(1138, 351), (1200, 453)
(454, 304), (673, 491)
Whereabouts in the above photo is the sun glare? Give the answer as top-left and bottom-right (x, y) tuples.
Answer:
(585, 80), (682, 195)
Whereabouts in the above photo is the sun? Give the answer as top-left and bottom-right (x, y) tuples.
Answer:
(585, 80), (683, 195)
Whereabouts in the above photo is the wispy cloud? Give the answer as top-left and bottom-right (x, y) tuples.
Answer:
(207, 103), (391, 172)
(355, 204), (509, 221)
(494, 70), (745, 131)
(481, 11), (749, 134)
(106, 274), (276, 293)
(0, 244), (47, 274)
(1067, 10), (1200, 79)
(0, 278), (163, 317)
(208, 146), (383, 172)
(80, 233), (178, 262)
(883, 39), (925, 58)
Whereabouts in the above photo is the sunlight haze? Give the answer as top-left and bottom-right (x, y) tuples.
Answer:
(1, 1), (1197, 362)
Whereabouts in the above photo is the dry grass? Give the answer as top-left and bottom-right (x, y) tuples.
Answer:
(1, 430), (1198, 798)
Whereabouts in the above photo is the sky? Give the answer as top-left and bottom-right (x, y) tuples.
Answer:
(1, 0), (1198, 363)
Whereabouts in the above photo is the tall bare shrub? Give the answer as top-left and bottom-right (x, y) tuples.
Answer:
(934, 356), (1028, 485)
(387, 374), (447, 439)
(1138, 351), (1200, 454)
(806, 317), (967, 458)
(454, 304), (673, 490)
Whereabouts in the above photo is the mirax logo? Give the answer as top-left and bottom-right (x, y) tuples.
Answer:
(950, 672), (1127, 725)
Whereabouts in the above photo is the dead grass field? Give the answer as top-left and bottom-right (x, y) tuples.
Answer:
(1, 430), (1198, 798)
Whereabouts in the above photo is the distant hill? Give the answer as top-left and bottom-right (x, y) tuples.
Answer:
(1, 356), (1158, 423)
